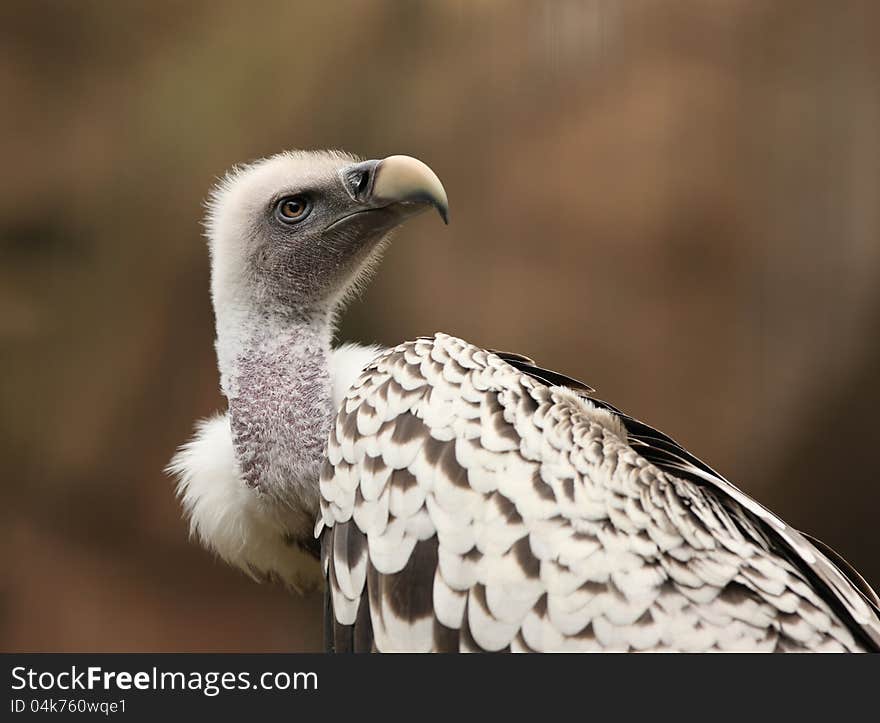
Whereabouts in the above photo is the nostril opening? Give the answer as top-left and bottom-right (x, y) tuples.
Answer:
(341, 161), (379, 201)
(355, 170), (370, 195)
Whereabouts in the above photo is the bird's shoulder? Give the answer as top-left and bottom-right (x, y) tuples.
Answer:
(318, 332), (879, 652)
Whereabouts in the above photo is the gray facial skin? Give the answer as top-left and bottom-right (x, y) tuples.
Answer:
(246, 156), (447, 312)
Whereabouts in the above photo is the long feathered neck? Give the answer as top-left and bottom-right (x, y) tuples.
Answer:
(215, 302), (335, 536)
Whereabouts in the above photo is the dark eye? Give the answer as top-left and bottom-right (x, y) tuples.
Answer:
(275, 195), (311, 224)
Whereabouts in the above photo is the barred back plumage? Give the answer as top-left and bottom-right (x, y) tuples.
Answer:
(318, 333), (880, 652)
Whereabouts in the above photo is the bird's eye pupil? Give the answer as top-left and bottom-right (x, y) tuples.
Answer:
(283, 199), (303, 217)
(276, 195), (310, 223)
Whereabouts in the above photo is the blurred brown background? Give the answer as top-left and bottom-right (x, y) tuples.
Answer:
(1, 0), (878, 652)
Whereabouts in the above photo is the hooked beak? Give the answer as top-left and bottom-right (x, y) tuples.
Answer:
(340, 155), (449, 225)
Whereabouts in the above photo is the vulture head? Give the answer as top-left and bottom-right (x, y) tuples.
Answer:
(206, 150), (448, 315)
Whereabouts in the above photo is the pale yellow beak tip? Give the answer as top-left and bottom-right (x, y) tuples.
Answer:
(373, 155), (449, 224)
